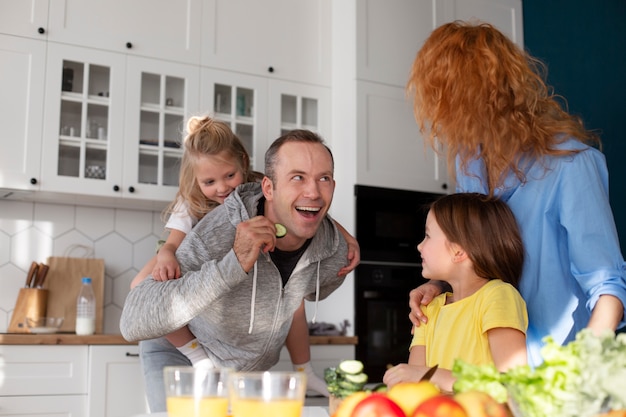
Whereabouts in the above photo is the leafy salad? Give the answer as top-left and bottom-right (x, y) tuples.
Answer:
(452, 329), (626, 417)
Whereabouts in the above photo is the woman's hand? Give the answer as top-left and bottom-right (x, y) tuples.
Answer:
(409, 281), (444, 327)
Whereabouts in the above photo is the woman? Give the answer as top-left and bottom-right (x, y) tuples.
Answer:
(406, 20), (626, 366)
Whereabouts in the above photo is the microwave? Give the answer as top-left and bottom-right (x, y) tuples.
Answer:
(354, 185), (445, 264)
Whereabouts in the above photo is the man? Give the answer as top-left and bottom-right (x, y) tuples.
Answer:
(120, 130), (348, 411)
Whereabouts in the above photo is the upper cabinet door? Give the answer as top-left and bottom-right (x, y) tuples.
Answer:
(123, 56), (200, 202)
(202, 0), (331, 86)
(438, 0), (523, 47)
(357, 0), (438, 88)
(0, 35), (46, 191)
(357, 81), (449, 194)
(0, 0), (49, 39)
(47, 0), (202, 64)
(41, 43), (127, 197)
(356, 0), (523, 88)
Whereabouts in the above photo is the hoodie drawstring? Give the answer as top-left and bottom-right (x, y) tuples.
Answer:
(311, 261), (321, 324)
(248, 261), (258, 334)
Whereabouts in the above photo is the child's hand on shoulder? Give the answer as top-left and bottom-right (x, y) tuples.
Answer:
(152, 249), (181, 281)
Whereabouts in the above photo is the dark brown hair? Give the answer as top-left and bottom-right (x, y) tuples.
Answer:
(429, 193), (524, 287)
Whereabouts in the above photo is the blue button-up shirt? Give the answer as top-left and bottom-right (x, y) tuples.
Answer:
(456, 138), (626, 366)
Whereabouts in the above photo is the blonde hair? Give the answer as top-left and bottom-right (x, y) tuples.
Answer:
(164, 116), (262, 221)
(407, 20), (600, 195)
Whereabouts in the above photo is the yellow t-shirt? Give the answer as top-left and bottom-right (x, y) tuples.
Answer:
(410, 279), (528, 370)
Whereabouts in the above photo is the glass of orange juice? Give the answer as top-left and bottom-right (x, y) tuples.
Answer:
(164, 366), (230, 417)
(229, 371), (307, 417)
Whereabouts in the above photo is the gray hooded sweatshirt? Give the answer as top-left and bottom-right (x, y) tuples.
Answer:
(120, 182), (348, 371)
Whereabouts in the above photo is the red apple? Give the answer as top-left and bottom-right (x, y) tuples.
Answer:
(412, 394), (468, 417)
(351, 393), (405, 417)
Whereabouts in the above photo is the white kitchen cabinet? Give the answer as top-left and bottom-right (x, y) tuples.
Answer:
(0, 34), (46, 192)
(201, 69), (330, 171)
(0, 345), (89, 416)
(40, 43), (199, 202)
(344, 0), (523, 193)
(47, 0), (202, 64)
(201, 0), (331, 86)
(0, 0), (49, 40)
(357, 81), (449, 194)
(88, 345), (148, 417)
(0, 344), (147, 417)
(438, 0), (524, 47)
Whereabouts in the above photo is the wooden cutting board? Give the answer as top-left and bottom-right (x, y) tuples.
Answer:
(44, 256), (105, 333)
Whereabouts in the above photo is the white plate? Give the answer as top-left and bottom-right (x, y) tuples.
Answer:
(28, 327), (59, 334)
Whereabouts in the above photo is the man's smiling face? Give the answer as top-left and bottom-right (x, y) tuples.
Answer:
(262, 141), (335, 250)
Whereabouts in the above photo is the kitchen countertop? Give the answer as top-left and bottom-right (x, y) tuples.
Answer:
(0, 333), (358, 346)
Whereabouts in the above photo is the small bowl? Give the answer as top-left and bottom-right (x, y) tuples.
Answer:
(25, 317), (64, 334)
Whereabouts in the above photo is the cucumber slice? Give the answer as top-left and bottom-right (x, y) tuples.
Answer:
(343, 372), (368, 385)
(338, 379), (363, 391)
(338, 359), (364, 375)
(275, 223), (287, 238)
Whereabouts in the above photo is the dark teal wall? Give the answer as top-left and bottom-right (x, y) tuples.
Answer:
(523, 0), (626, 253)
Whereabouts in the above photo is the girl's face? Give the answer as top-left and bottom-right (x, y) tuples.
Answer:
(417, 211), (456, 282)
(194, 152), (245, 204)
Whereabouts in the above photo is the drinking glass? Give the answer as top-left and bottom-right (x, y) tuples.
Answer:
(229, 371), (307, 417)
(163, 366), (230, 417)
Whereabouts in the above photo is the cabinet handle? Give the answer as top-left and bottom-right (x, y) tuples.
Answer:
(126, 42), (133, 49)
(113, 185), (120, 192)
(125, 352), (140, 357)
(30, 178), (38, 185)
(37, 27), (45, 35)
(441, 183), (448, 190)
(128, 186), (135, 193)
(267, 66), (274, 73)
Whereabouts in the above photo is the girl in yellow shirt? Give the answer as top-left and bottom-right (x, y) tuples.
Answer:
(383, 193), (528, 392)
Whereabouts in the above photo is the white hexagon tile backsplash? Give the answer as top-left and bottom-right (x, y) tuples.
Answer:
(0, 199), (165, 334)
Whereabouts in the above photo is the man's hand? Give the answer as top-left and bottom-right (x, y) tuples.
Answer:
(409, 281), (444, 328)
(233, 216), (277, 272)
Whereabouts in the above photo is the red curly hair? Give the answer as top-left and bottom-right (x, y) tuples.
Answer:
(407, 20), (599, 195)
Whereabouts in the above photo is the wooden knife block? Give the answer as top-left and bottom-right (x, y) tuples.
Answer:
(8, 288), (49, 333)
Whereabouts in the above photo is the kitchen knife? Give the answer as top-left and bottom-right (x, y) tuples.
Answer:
(25, 261), (39, 288)
(419, 364), (439, 382)
(34, 263), (50, 288)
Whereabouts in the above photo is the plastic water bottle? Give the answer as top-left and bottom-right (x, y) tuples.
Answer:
(76, 277), (96, 335)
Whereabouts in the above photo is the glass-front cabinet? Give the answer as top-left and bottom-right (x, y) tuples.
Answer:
(124, 57), (199, 199)
(42, 44), (199, 202)
(200, 70), (329, 172)
(200, 69), (268, 172)
(268, 79), (330, 145)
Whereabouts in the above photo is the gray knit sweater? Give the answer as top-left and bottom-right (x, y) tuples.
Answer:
(120, 182), (348, 371)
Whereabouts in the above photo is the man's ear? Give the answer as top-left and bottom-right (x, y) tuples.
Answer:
(261, 176), (274, 200)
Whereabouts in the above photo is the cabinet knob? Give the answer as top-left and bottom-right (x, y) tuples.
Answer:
(37, 27), (45, 35)
(441, 183), (448, 190)
(30, 178), (38, 185)
(267, 66), (274, 73)
(126, 42), (133, 49)
(113, 185), (120, 192)
(128, 186), (135, 193)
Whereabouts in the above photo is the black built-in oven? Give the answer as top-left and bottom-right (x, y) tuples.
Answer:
(354, 185), (445, 382)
